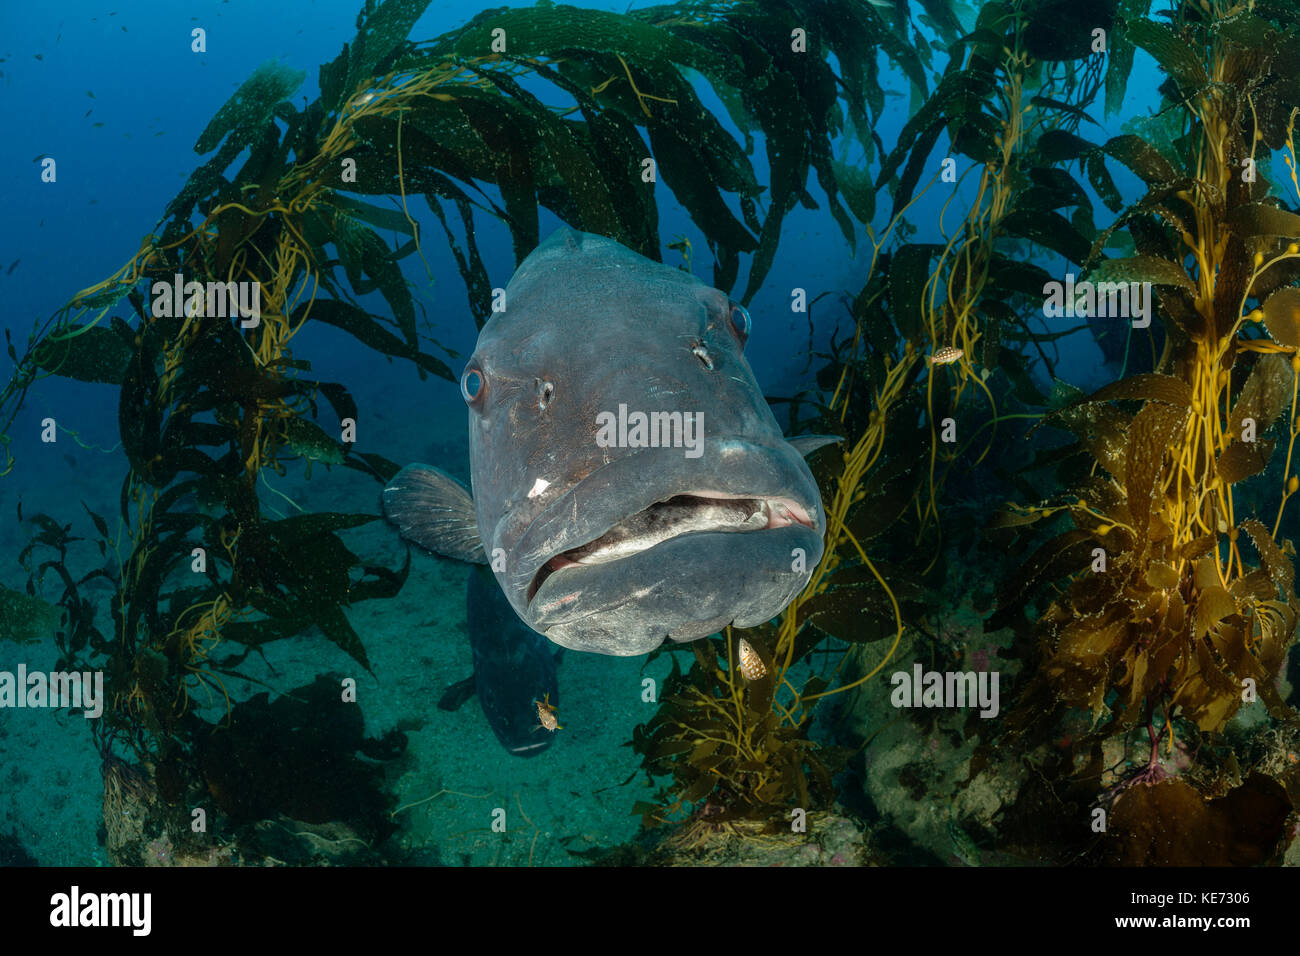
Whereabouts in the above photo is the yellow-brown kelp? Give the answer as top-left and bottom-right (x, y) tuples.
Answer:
(991, 0), (1300, 864)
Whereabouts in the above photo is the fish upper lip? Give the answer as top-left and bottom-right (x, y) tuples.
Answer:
(525, 489), (816, 606)
(508, 439), (822, 607)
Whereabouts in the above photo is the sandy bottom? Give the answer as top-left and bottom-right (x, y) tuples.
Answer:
(0, 383), (673, 866)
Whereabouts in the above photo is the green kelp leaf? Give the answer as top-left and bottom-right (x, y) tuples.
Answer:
(341, 0), (433, 109)
(1038, 129), (1097, 163)
(427, 194), (493, 329)
(346, 558), (410, 603)
(1126, 20), (1208, 93)
(332, 216), (418, 350)
(194, 60), (306, 154)
(118, 321), (164, 478)
(299, 298), (453, 381)
(647, 113), (756, 262)
(803, 592), (905, 646)
(997, 345), (1046, 403)
(1029, 95), (1101, 126)
(315, 604), (372, 673)
(950, 109), (1002, 164)
(1230, 353), (1293, 435)
(889, 244), (936, 344)
(577, 94), (660, 257)
(447, 6), (726, 80)
(1228, 203), (1300, 239)
(991, 529), (1096, 628)
(162, 131), (251, 222)
(1084, 255), (1195, 293)
(266, 512), (377, 543)
(0, 585), (61, 644)
(219, 614), (309, 649)
(256, 524), (364, 623)
(1027, 167), (1092, 210)
(878, 69), (992, 187)
(867, 3), (929, 96)
(1241, 517), (1296, 596)
(1262, 287), (1300, 347)
(1085, 150), (1123, 212)
(1002, 209), (1091, 264)
(845, 473), (916, 542)
(478, 69), (624, 242)
(329, 194), (416, 238)
(917, 0), (964, 43)
(1104, 16), (1137, 118)
(986, 257), (1053, 299)
(31, 324), (133, 385)
(1103, 134), (1179, 186)
(1023, 0), (1117, 61)
(891, 122), (945, 220)
(349, 452), (401, 484)
(378, 89), (538, 260)
(833, 159), (875, 226)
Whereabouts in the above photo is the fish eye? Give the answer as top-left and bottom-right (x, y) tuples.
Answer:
(537, 379), (554, 410)
(461, 365), (485, 404)
(729, 304), (751, 342)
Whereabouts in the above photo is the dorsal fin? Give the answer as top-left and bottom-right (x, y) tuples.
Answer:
(786, 434), (843, 458)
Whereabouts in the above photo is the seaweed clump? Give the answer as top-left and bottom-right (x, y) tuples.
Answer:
(628, 0), (1113, 835)
(989, 0), (1300, 862)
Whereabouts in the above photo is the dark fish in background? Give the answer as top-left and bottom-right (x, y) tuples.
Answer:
(437, 564), (560, 757)
(6, 260), (18, 275)
(384, 228), (836, 657)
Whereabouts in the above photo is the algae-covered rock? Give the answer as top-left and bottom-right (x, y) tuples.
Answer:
(0, 585), (61, 644)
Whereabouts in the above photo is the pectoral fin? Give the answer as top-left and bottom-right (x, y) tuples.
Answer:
(383, 463), (487, 563)
(437, 675), (477, 711)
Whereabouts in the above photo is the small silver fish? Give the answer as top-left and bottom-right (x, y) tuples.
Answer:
(929, 346), (964, 366)
(737, 637), (767, 681)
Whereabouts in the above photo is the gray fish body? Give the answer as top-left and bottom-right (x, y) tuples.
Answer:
(385, 228), (832, 656)
(465, 564), (559, 756)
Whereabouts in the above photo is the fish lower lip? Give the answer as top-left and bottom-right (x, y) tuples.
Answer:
(525, 492), (814, 604)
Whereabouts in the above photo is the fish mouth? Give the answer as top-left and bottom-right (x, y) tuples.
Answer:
(526, 491), (814, 606)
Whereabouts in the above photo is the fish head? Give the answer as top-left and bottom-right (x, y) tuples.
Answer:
(462, 228), (827, 656)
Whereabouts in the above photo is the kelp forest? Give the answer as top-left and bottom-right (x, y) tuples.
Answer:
(3, 0), (1300, 868)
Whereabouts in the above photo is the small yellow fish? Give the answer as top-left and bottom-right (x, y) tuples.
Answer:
(929, 346), (964, 366)
(534, 693), (562, 732)
(737, 637), (767, 681)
